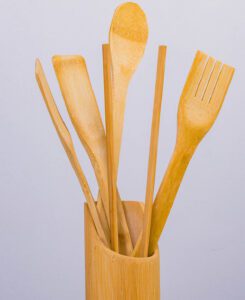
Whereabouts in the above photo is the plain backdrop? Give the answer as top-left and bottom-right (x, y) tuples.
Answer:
(0, 0), (244, 299)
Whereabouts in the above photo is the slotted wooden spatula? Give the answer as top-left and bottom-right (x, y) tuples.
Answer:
(149, 51), (235, 255)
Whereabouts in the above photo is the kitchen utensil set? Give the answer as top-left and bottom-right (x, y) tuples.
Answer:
(35, 2), (234, 258)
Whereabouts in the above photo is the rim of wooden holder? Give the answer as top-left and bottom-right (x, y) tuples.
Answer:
(85, 201), (160, 300)
(88, 201), (159, 259)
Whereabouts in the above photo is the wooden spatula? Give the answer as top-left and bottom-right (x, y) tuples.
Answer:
(52, 56), (133, 254)
(52, 56), (109, 227)
(35, 59), (109, 247)
(149, 51), (235, 255)
(109, 2), (148, 175)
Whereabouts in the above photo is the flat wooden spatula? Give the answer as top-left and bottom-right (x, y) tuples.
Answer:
(149, 51), (234, 255)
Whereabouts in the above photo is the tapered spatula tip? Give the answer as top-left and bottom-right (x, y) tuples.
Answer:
(52, 55), (86, 70)
(35, 58), (42, 74)
(35, 58), (40, 66)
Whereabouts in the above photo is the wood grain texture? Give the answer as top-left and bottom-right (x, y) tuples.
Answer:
(35, 59), (109, 247)
(85, 201), (160, 300)
(52, 55), (109, 228)
(109, 2), (148, 176)
(149, 51), (235, 255)
(103, 44), (119, 252)
(140, 46), (166, 257)
(52, 55), (133, 255)
(123, 201), (144, 247)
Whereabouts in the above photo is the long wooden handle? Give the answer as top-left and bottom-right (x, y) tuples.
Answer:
(131, 142), (195, 257)
(140, 46), (166, 257)
(110, 76), (128, 177)
(149, 143), (196, 254)
(103, 44), (119, 252)
(35, 59), (110, 247)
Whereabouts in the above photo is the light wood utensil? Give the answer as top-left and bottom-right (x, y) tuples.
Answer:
(102, 44), (119, 252)
(35, 59), (109, 247)
(52, 56), (133, 254)
(109, 2), (148, 175)
(148, 51), (235, 255)
(140, 46), (166, 257)
(123, 201), (144, 247)
(52, 56), (109, 227)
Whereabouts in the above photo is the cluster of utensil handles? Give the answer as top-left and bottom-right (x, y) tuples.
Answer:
(35, 2), (234, 258)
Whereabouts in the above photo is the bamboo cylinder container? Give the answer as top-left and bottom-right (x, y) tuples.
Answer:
(85, 201), (160, 300)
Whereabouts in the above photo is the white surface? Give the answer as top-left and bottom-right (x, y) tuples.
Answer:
(0, 0), (244, 299)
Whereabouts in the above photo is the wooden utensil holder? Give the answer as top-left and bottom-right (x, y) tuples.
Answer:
(85, 201), (160, 300)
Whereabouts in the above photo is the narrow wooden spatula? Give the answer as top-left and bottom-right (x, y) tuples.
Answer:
(149, 51), (235, 255)
(35, 59), (109, 247)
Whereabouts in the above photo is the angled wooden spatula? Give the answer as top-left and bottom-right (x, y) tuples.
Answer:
(149, 51), (235, 255)
(52, 56), (133, 254)
(52, 56), (109, 226)
(35, 59), (109, 247)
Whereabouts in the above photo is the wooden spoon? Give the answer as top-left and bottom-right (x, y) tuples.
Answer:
(52, 56), (133, 254)
(109, 2), (148, 175)
(35, 59), (109, 247)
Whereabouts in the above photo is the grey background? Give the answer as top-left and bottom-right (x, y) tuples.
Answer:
(0, 0), (244, 299)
